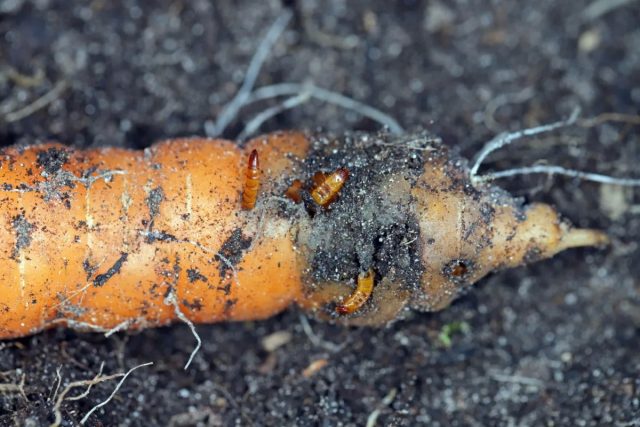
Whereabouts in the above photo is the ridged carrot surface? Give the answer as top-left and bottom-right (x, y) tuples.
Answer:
(0, 131), (607, 339)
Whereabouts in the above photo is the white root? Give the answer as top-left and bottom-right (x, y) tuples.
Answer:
(50, 361), (151, 426)
(104, 320), (135, 337)
(49, 367), (62, 403)
(207, 10), (293, 137)
(582, 0), (640, 21)
(471, 109), (640, 188)
(474, 165), (640, 187)
(365, 388), (398, 427)
(206, 11), (404, 138)
(298, 314), (345, 353)
(79, 362), (153, 424)
(245, 82), (405, 135)
(238, 91), (312, 140)
(483, 87), (535, 132)
(470, 107), (580, 180)
(578, 112), (640, 127)
(42, 318), (144, 339)
(164, 290), (201, 371)
(0, 373), (27, 401)
(3, 80), (69, 123)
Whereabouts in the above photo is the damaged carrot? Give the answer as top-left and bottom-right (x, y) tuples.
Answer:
(0, 131), (608, 339)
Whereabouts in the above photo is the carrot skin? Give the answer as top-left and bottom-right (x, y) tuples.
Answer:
(0, 133), (308, 339)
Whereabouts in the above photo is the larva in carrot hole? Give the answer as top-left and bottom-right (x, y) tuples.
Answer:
(336, 269), (375, 315)
(310, 167), (350, 208)
(0, 129), (613, 340)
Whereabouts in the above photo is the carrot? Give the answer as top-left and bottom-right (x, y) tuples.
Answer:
(0, 131), (608, 339)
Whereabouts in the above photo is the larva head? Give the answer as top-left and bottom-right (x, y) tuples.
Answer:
(248, 149), (259, 170)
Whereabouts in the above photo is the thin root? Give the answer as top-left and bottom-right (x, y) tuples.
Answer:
(79, 362), (152, 424)
(49, 367), (63, 403)
(490, 372), (545, 388)
(238, 91), (312, 140)
(104, 320), (135, 337)
(301, 8), (359, 49)
(471, 109), (640, 188)
(246, 82), (405, 134)
(0, 373), (27, 401)
(207, 10), (293, 137)
(298, 314), (345, 353)
(470, 107), (580, 180)
(46, 318), (111, 334)
(205, 9), (401, 137)
(475, 165), (640, 187)
(7, 67), (45, 88)
(578, 112), (640, 128)
(3, 80), (69, 123)
(51, 362), (105, 427)
(164, 290), (201, 370)
(484, 87), (535, 132)
(51, 361), (152, 427)
(365, 388), (398, 427)
(582, 0), (639, 21)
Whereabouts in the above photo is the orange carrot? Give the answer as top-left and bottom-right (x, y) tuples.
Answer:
(0, 131), (607, 339)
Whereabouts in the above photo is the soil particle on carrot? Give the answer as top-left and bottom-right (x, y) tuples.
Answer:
(182, 298), (203, 311)
(216, 228), (253, 278)
(36, 147), (68, 175)
(186, 268), (207, 283)
(82, 258), (97, 279)
(144, 186), (164, 231)
(93, 252), (129, 287)
(11, 213), (34, 258)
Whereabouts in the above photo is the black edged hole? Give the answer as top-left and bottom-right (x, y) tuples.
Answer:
(443, 259), (473, 283)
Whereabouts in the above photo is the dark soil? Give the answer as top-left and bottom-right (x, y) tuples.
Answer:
(1, 1), (639, 425)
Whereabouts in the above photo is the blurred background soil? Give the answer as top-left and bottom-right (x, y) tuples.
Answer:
(0, 0), (639, 425)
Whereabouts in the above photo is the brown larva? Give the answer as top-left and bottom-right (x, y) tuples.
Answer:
(336, 269), (375, 315)
(310, 167), (350, 207)
(241, 149), (261, 210)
